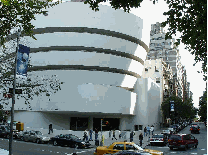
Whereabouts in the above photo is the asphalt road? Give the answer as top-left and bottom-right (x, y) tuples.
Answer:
(0, 122), (206, 155)
(144, 122), (207, 155)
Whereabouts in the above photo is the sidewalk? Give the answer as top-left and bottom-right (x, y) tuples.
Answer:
(0, 148), (9, 155)
(100, 128), (166, 149)
(24, 127), (167, 148)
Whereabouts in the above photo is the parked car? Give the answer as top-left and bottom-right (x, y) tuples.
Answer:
(0, 125), (18, 139)
(105, 150), (152, 155)
(190, 124), (200, 134)
(51, 134), (91, 148)
(23, 130), (51, 144)
(94, 141), (164, 155)
(161, 129), (171, 138)
(168, 134), (198, 150)
(204, 120), (207, 127)
(17, 130), (30, 141)
(0, 125), (10, 138)
(150, 134), (167, 146)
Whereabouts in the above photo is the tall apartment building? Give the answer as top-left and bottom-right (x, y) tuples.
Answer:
(147, 22), (184, 98)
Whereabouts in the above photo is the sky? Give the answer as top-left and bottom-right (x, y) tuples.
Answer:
(97, 0), (206, 109)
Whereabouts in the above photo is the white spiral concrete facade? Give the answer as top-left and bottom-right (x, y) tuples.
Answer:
(4, 2), (162, 131)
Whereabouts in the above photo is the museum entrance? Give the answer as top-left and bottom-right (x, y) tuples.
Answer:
(93, 118), (120, 131)
(70, 117), (88, 131)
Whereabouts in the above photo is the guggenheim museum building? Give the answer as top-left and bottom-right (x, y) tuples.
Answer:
(4, 1), (161, 131)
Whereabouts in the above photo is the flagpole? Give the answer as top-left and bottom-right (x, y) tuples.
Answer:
(9, 27), (20, 155)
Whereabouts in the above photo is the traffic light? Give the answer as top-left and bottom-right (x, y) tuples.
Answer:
(105, 121), (109, 125)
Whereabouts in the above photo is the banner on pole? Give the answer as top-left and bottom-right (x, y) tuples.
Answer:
(170, 101), (174, 111)
(16, 44), (30, 76)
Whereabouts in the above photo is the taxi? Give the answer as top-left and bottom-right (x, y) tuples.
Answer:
(94, 141), (164, 155)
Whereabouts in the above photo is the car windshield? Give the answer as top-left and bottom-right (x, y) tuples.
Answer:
(152, 135), (163, 138)
(169, 135), (182, 140)
(70, 135), (80, 140)
(35, 131), (42, 135)
(133, 143), (143, 151)
(163, 130), (170, 133)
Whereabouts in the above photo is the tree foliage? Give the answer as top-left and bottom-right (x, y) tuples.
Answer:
(0, 0), (61, 47)
(161, 95), (197, 122)
(0, 39), (64, 110)
(198, 89), (207, 121)
(84, 0), (207, 80)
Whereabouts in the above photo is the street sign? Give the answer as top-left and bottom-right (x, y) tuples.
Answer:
(170, 100), (174, 111)
(9, 88), (22, 94)
(3, 93), (12, 98)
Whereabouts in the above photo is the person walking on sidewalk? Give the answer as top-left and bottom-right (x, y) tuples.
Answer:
(139, 133), (143, 147)
(144, 127), (147, 137)
(83, 129), (88, 141)
(95, 128), (98, 140)
(147, 125), (150, 136)
(109, 130), (112, 138)
(150, 125), (154, 135)
(130, 131), (135, 142)
(112, 130), (117, 140)
(48, 124), (53, 134)
(89, 128), (93, 141)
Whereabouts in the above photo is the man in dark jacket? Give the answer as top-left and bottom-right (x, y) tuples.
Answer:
(139, 133), (143, 147)
(130, 131), (135, 142)
(48, 124), (53, 134)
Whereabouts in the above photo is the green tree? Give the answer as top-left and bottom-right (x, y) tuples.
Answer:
(198, 89), (207, 121)
(161, 95), (197, 123)
(0, 0), (61, 47)
(0, 39), (64, 109)
(84, 0), (207, 80)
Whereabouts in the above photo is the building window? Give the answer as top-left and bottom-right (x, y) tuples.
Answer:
(155, 66), (159, 72)
(156, 78), (160, 83)
(145, 68), (148, 71)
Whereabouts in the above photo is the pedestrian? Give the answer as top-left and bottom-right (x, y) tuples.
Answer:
(144, 127), (147, 137)
(147, 125), (150, 136)
(139, 133), (143, 147)
(83, 129), (88, 141)
(150, 125), (154, 135)
(89, 128), (93, 141)
(95, 128), (98, 140)
(109, 130), (112, 138)
(130, 131), (135, 142)
(112, 130), (117, 140)
(48, 124), (53, 134)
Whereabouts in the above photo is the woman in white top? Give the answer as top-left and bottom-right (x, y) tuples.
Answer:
(150, 125), (154, 135)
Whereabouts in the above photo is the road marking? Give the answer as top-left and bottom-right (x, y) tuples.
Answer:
(191, 153), (197, 154)
(157, 147), (169, 148)
(57, 152), (59, 153)
(170, 152), (177, 153)
(201, 149), (206, 150)
(42, 150), (44, 151)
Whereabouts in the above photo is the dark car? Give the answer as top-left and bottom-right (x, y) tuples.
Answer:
(150, 134), (167, 146)
(0, 125), (10, 138)
(190, 124), (200, 134)
(106, 150), (152, 155)
(168, 134), (198, 150)
(51, 134), (91, 148)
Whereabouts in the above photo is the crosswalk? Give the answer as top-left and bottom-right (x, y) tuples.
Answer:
(0, 148), (9, 155)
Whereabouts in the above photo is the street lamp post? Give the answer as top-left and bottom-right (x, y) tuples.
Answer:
(9, 28), (20, 155)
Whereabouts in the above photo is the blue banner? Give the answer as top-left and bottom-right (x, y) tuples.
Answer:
(170, 101), (174, 111)
(16, 44), (30, 76)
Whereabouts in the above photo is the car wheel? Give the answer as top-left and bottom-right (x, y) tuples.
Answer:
(184, 145), (188, 151)
(170, 147), (173, 150)
(194, 144), (197, 148)
(20, 137), (24, 141)
(36, 139), (40, 144)
(73, 144), (78, 148)
(53, 140), (58, 146)
(6, 134), (10, 139)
